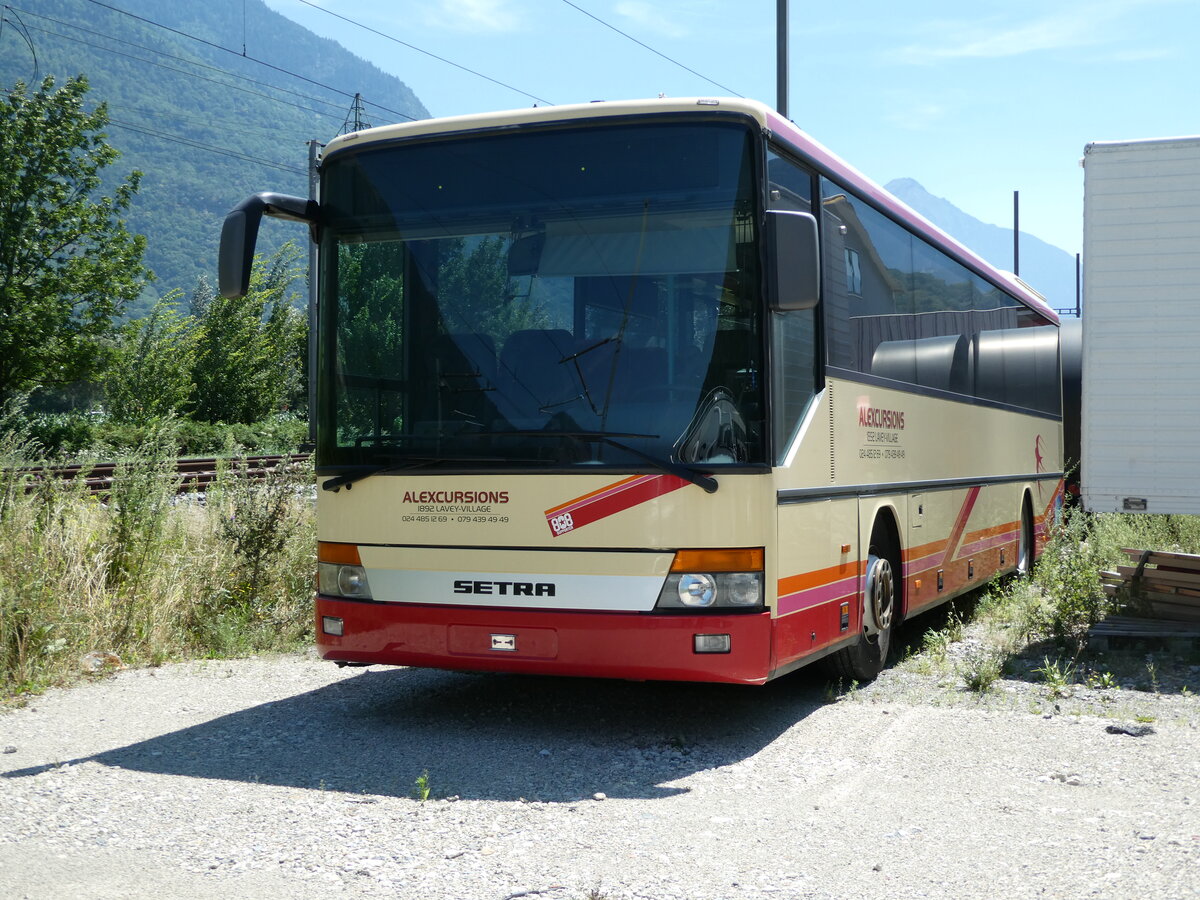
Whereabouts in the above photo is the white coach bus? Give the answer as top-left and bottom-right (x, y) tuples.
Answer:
(220, 97), (1063, 684)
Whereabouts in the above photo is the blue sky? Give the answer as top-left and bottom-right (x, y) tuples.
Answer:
(263, 0), (1197, 257)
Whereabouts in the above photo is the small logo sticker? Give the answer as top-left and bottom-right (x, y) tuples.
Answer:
(548, 512), (575, 535)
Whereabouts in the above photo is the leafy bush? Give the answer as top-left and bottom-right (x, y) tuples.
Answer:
(1030, 505), (1111, 657)
(189, 246), (307, 424)
(104, 293), (199, 424)
(24, 411), (96, 456)
(24, 415), (309, 458)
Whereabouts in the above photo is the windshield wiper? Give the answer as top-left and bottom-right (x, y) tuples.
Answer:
(322, 432), (718, 495)
(321, 456), (505, 492)
(503, 430), (718, 494)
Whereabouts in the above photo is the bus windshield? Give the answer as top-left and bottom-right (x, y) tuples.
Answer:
(316, 120), (765, 470)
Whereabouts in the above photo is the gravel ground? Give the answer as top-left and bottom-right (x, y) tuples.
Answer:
(1, 651), (1197, 900)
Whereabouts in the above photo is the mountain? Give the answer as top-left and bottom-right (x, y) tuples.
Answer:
(3, 5), (1076, 317)
(1, 0), (429, 309)
(885, 178), (1077, 315)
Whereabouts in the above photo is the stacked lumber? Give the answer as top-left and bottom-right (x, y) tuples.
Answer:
(1101, 549), (1200, 622)
(1095, 549), (1200, 644)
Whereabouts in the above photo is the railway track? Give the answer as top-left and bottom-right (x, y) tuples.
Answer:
(11, 454), (311, 494)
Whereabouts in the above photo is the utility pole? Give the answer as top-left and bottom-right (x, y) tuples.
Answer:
(306, 139), (322, 446)
(776, 0), (788, 118)
(341, 94), (370, 135)
(1012, 190), (1020, 276)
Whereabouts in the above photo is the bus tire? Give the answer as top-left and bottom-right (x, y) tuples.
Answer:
(1016, 494), (1034, 575)
(828, 521), (898, 682)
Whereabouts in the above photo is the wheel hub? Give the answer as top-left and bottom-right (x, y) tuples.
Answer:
(864, 555), (895, 636)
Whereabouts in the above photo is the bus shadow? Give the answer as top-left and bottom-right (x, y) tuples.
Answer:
(2, 666), (831, 802)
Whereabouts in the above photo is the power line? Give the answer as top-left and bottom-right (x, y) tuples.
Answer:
(107, 118), (307, 176)
(558, 0), (743, 98)
(288, 0), (554, 107)
(7, 18), (346, 123)
(0, 85), (308, 175)
(2, 19), (327, 174)
(105, 100), (312, 140)
(77, 0), (418, 122)
(1, 7), (38, 81)
(9, 5), (350, 115)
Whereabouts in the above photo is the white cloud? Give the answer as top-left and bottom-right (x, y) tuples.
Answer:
(422, 0), (523, 33)
(892, 12), (1095, 63)
(891, 0), (1184, 64)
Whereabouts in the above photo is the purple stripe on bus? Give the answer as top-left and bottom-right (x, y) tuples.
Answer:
(904, 551), (944, 577)
(958, 530), (1019, 558)
(777, 575), (859, 616)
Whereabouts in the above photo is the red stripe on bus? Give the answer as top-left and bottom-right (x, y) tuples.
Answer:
(941, 486), (981, 565)
(543, 474), (645, 516)
(544, 473), (692, 537)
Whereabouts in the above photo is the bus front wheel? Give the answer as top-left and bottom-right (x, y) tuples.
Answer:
(828, 525), (898, 682)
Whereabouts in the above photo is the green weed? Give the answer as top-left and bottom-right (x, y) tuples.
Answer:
(414, 770), (432, 802)
(1087, 670), (1119, 690)
(1034, 656), (1077, 698)
(959, 646), (1006, 694)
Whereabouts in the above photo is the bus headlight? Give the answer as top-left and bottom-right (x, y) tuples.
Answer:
(656, 548), (764, 611)
(318, 562), (373, 599)
(677, 573), (716, 606)
(656, 571), (763, 609)
(723, 572), (763, 606)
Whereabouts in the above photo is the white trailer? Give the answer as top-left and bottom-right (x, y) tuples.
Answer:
(1081, 136), (1200, 514)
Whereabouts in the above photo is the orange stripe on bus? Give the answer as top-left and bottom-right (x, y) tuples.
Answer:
(777, 560), (860, 596)
(964, 520), (1017, 542)
(905, 538), (946, 561)
(543, 474), (645, 516)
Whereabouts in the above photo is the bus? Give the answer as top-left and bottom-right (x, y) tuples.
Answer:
(219, 97), (1063, 685)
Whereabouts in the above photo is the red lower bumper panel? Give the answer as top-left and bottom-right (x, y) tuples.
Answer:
(316, 595), (774, 684)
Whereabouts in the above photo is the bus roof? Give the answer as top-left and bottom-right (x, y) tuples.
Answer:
(323, 97), (1057, 323)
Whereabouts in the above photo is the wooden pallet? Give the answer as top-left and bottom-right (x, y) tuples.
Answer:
(1089, 615), (1200, 651)
(1095, 549), (1200, 645)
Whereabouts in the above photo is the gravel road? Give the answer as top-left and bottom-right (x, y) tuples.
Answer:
(1, 652), (1197, 900)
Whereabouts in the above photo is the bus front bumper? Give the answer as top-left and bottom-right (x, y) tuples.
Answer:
(315, 595), (774, 685)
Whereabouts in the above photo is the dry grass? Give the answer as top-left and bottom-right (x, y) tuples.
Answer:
(0, 419), (314, 698)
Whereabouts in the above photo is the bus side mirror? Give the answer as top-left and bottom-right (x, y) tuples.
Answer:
(766, 210), (820, 311)
(218, 193), (319, 298)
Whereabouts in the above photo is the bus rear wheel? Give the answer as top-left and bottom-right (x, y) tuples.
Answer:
(828, 524), (898, 682)
(1016, 497), (1034, 575)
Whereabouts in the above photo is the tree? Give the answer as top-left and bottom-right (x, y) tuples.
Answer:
(0, 75), (150, 402)
(104, 291), (199, 424)
(190, 243), (306, 423)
